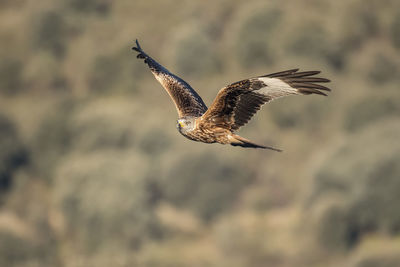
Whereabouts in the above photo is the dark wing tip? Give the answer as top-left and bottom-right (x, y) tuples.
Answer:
(275, 69), (332, 96)
(264, 68), (299, 78)
(132, 39), (141, 51)
(132, 39), (151, 65)
(298, 88), (328, 96)
(256, 144), (283, 152)
(135, 39), (141, 50)
(266, 146), (283, 152)
(130, 40), (165, 73)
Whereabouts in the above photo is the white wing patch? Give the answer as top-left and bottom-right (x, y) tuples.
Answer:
(258, 77), (300, 99)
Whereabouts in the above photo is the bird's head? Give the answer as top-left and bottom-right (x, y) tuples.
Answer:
(176, 117), (196, 134)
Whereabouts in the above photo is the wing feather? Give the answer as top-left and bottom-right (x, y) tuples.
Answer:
(132, 40), (207, 117)
(201, 69), (331, 131)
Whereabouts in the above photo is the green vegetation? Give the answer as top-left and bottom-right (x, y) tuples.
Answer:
(0, 0), (399, 266)
(160, 152), (253, 221)
(344, 95), (400, 132)
(236, 7), (282, 68)
(391, 12), (400, 49)
(0, 114), (28, 198)
(0, 57), (23, 94)
(33, 11), (69, 58)
(173, 27), (222, 78)
(310, 121), (400, 251)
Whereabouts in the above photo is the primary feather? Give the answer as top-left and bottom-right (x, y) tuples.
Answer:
(202, 69), (330, 131)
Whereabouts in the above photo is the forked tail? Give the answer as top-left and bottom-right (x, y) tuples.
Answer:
(230, 134), (282, 152)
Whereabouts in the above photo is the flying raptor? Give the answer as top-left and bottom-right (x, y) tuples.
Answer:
(132, 40), (330, 151)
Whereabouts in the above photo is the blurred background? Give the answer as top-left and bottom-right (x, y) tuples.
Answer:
(1, 0), (400, 266)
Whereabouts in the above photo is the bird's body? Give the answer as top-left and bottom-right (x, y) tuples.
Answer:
(132, 40), (331, 151)
(177, 117), (232, 144)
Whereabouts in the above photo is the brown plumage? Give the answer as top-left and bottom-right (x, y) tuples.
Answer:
(132, 40), (331, 151)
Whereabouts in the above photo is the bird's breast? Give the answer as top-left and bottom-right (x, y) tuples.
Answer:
(178, 128), (216, 143)
(178, 123), (232, 145)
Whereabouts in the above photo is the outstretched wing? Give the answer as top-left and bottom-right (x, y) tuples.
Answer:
(132, 40), (207, 118)
(201, 69), (331, 131)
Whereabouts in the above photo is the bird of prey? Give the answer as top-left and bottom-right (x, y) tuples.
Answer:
(132, 40), (330, 151)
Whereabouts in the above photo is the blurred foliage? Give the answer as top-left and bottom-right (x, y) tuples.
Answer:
(344, 95), (400, 132)
(65, 0), (111, 15)
(285, 21), (348, 71)
(310, 121), (400, 250)
(368, 53), (400, 84)
(0, 231), (59, 267)
(173, 27), (222, 78)
(269, 97), (330, 130)
(32, 101), (74, 179)
(0, 114), (28, 198)
(33, 11), (70, 58)
(0, 57), (23, 95)
(90, 55), (122, 93)
(71, 109), (134, 151)
(391, 12), (400, 49)
(355, 254), (400, 267)
(0, 0), (400, 266)
(160, 153), (253, 221)
(54, 152), (162, 253)
(235, 7), (282, 68)
(339, 1), (379, 52)
(138, 129), (170, 155)
(89, 49), (140, 94)
(23, 51), (68, 93)
(287, 22), (329, 59)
